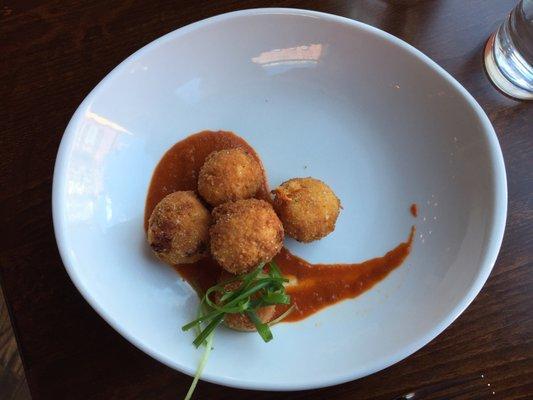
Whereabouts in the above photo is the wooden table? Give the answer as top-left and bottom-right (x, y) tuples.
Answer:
(1, 1), (532, 399)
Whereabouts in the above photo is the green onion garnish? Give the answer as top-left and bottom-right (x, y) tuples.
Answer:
(182, 261), (294, 399)
(184, 303), (214, 400)
(183, 261), (291, 346)
(246, 310), (273, 342)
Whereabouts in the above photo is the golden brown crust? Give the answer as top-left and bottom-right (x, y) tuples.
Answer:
(198, 148), (263, 206)
(272, 177), (341, 243)
(147, 191), (211, 264)
(215, 276), (275, 331)
(210, 199), (284, 274)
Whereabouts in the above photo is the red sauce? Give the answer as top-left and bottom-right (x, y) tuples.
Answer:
(144, 130), (270, 230)
(275, 227), (414, 321)
(410, 203), (418, 217)
(145, 130), (415, 322)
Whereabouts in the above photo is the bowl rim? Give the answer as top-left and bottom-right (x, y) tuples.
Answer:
(52, 8), (507, 391)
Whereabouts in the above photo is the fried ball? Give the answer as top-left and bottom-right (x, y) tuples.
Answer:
(147, 191), (210, 264)
(198, 148), (263, 206)
(210, 199), (284, 274)
(216, 275), (275, 331)
(272, 177), (341, 243)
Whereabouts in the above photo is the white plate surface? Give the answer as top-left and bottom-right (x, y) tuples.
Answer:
(52, 9), (507, 391)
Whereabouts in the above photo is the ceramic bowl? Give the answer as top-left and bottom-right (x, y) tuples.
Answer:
(52, 9), (507, 391)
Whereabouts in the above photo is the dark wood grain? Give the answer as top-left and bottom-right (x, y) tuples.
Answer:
(0, 286), (31, 400)
(1, 0), (532, 399)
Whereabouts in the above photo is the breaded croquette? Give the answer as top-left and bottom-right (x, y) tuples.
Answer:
(148, 191), (210, 264)
(210, 199), (284, 274)
(272, 177), (340, 242)
(198, 148), (263, 206)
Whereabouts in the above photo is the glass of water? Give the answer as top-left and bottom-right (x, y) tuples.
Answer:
(484, 0), (533, 100)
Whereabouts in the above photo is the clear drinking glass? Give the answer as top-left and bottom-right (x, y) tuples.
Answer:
(484, 0), (533, 100)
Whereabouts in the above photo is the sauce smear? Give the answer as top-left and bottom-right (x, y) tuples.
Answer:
(410, 203), (418, 217)
(275, 228), (414, 321)
(145, 130), (415, 322)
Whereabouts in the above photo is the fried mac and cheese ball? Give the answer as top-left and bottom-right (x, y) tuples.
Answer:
(272, 177), (340, 243)
(147, 191), (210, 264)
(198, 148), (263, 206)
(210, 199), (284, 274)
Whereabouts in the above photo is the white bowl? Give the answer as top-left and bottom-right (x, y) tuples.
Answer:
(52, 9), (507, 391)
